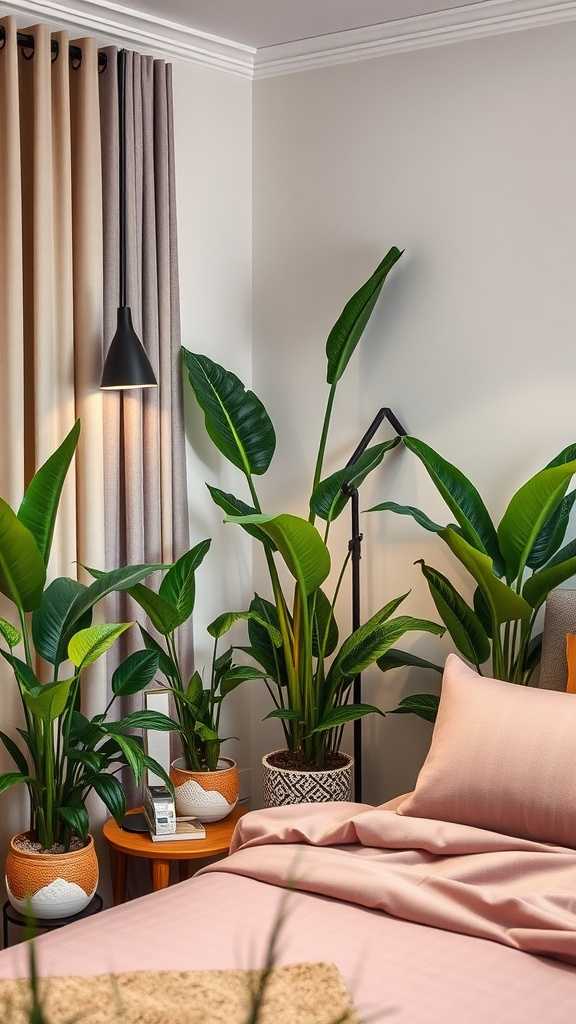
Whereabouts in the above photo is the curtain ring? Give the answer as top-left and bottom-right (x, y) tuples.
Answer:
(98, 51), (108, 74)
(71, 52), (82, 70)
(0, 26), (6, 50)
(51, 39), (59, 63)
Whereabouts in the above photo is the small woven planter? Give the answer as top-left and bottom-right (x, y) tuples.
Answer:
(5, 834), (98, 920)
(262, 751), (353, 807)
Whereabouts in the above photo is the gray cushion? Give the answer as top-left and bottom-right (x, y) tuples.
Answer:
(539, 589), (576, 691)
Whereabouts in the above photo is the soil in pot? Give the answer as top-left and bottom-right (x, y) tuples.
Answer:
(267, 750), (350, 773)
(13, 835), (86, 855)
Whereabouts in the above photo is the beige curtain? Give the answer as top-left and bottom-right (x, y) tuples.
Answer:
(0, 18), (106, 855)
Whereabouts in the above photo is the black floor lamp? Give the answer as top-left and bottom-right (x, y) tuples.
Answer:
(342, 408), (408, 802)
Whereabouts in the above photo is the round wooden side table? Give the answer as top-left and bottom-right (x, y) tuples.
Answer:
(102, 805), (247, 905)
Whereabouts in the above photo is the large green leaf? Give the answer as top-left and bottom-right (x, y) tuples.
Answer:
(23, 677), (75, 722)
(392, 693), (439, 723)
(182, 349), (275, 476)
(403, 437), (502, 571)
(526, 491), (576, 569)
(17, 421), (80, 567)
(219, 665), (269, 696)
(32, 578), (92, 666)
(139, 626), (178, 681)
(0, 652), (39, 696)
(225, 514), (330, 595)
(0, 498), (45, 611)
(0, 730), (29, 775)
(498, 460), (576, 582)
(246, 595), (287, 684)
(339, 616), (445, 678)
(68, 623), (131, 669)
(310, 439), (400, 523)
(128, 584), (180, 635)
(206, 486), (276, 550)
(311, 703), (385, 733)
(159, 539), (211, 627)
(56, 564), (166, 663)
(107, 710), (178, 733)
(442, 528), (531, 624)
(326, 248), (403, 384)
(207, 609), (282, 647)
(416, 560), (490, 665)
(330, 592), (411, 682)
(365, 500), (445, 533)
(523, 552), (576, 610)
(0, 618), (21, 649)
(111, 650), (160, 697)
(90, 774), (126, 824)
(58, 805), (89, 842)
(0, 772), (28, 794)
(377, 649), (443, 674)
(311, 588), (339, 657)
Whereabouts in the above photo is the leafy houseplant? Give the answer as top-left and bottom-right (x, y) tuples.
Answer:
(369, 436), (576, 720)
(0, 423), (175, 917)
(182, 249), (444, 801)
(126, 545), (284, 819)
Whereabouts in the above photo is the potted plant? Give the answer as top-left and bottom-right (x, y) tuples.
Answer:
(182, 250), (444, 806)
(0, 424), (175, 918)
(121, 545), (281, 820)
(369, 436), (576, 721)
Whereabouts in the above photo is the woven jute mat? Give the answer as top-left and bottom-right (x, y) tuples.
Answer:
(0, 962), (357, 1023)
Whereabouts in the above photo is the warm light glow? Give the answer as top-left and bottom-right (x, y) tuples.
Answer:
(100, 383), (158, 391)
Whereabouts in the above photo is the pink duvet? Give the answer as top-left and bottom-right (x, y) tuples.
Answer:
(1, 801), (576, 1022)
(201, 801), (576, 963)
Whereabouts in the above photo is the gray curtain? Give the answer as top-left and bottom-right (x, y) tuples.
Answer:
(98, 49), (189, 813)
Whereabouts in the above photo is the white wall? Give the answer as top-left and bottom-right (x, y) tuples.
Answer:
(252, 23), (576, 803)
(173, 63), (255, 794)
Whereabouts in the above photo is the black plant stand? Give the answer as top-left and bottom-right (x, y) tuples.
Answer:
(2, 894), (103, 948)
(343, 408), (407, 803)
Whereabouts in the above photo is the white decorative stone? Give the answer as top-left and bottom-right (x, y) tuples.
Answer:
(6, 877), (95, 920)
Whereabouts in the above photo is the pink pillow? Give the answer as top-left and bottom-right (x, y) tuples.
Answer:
(397, 653), (576, 848)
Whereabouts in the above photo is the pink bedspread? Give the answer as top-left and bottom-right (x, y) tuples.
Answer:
(0, 801), (576, 1022)
(206, 801), (576, 963)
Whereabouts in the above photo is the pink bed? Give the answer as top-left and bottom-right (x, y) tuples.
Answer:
(1, 800), (576, 1022)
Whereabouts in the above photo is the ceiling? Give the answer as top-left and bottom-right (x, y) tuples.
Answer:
(117, 0), (487, 48)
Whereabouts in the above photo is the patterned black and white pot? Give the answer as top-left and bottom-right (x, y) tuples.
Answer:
(262, 750), (354, 807)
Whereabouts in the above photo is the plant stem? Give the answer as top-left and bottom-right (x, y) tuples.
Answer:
(309, 383), (337, 522)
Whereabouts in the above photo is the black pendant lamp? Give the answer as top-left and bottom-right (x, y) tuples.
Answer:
(101, 49), (157, 390)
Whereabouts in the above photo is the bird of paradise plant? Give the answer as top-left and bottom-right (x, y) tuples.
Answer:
(370, 436), (576, 721)
(182, 249), (444, 770)
(0, 423), (175, 850)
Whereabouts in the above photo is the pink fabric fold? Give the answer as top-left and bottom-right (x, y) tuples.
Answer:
(202, 803), (576, 963)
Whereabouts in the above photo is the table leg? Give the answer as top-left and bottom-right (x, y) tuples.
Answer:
(152, 860), (170, 891)
(111, 849), (127, 906)
(178, 861), (191, 883)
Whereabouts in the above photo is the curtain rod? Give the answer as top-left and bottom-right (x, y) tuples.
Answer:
(0, 26), (108, 72)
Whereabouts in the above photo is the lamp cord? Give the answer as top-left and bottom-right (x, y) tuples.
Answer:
(118, 49), (127, 309)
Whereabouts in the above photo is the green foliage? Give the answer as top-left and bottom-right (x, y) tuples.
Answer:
(182, 351), (276, 476)
(182, 250), (444, 768)
(370, 436), (576, 688)
(117, 544), (261, 773)
(0, 429), (173, 850)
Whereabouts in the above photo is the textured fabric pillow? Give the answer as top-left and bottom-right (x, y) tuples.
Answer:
(398, 653), (576, 848)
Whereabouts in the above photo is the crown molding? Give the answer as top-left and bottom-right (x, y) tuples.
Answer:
(2, 0), (576, 79)
(0, 0), (255, 76)
(253, 0), (576, 78)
